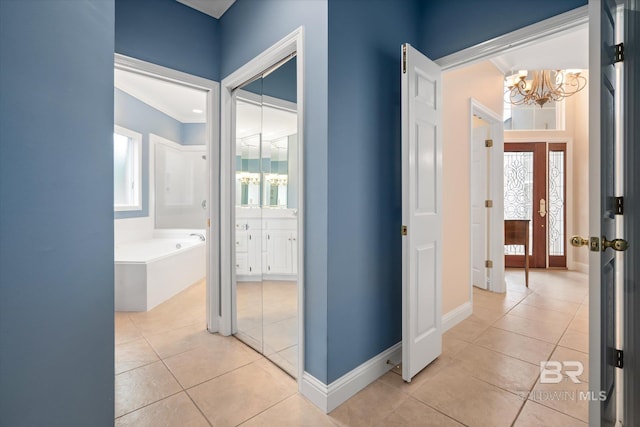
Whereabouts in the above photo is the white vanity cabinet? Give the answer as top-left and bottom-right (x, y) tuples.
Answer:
(235, 209), (297, 280)
(235, 217), (262, 279)
(262, 214), (297, 277)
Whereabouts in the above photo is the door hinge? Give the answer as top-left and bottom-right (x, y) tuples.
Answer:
(485, 260), (493, 268)
(485, 139), (493, 148)
(615, 349), (624, 368)
(615, 43), (624, 63)
(207, 218), (210, 227)
(402, 44), (407, 74)
(401, 225), (408, 236)
(614, 197), (624, 215)
(485, 200), (493, 208)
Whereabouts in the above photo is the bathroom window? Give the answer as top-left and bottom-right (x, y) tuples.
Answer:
(114, 126), (142, 211)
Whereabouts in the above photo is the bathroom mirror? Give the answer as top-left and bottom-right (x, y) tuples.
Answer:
(233, 55), (298, 378)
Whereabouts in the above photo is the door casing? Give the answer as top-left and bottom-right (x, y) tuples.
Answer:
(114, 53), (220, 333)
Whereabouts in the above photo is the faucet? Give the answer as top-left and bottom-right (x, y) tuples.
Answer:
(190, 233), (205, 241)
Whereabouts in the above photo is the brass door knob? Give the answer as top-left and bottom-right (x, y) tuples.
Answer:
(602, 237), (629, 252)
(570, 236), (589, 247)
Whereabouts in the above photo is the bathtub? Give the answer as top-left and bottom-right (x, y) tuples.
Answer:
(114, 237), (205, 311)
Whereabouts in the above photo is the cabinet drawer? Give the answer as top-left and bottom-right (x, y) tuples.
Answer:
(235, 232), (248, 252)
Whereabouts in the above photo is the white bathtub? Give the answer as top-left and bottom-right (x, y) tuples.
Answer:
(114, 237), (205, 311)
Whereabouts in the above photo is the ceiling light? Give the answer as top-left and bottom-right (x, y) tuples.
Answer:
(192, 109), (203, 114)
(504, 69), (587, 107)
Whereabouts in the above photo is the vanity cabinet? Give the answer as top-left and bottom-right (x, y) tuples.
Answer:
(235, 218), (261, 278)
(235, 210), (297, 280)
(262, 217), (297, 276)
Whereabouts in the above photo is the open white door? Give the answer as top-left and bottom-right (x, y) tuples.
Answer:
(401, 43), (443, 382)
(471, 123), (490, 290)
(580, 0), (627, 425)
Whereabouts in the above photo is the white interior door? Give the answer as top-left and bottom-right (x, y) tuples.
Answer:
(471, 123), (489, 289)
(587, 0), (626, 424)
(401, 43), (443, 382)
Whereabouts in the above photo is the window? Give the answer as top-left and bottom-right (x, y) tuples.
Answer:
(503, 82), (565, 131)
(113, 126), (142, 211)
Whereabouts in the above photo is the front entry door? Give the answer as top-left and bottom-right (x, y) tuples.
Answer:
(401, 43), (443, 382)
(504, 142), (547, 268)
(504, 142), (567, 268)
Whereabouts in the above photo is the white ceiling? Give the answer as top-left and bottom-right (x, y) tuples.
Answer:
(236, 100), (297, 154)
(176, 0), (236, 19)
(115, 69), (207, 123)
(490, 23), (588, 73)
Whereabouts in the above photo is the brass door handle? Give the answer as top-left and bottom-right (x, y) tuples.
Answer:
(571, 235), (629, 252)
(602, 237), (629, 252)
(538, 199), (546, 217)
(570, 236), (589, 247)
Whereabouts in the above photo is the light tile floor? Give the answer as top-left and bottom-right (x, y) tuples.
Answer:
(115, 269), (589, 426)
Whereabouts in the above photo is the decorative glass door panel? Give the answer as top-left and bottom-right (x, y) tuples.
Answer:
(547, 144), (566, 267)
(504, 142), (566, 268)
(504, 151), (534, 256)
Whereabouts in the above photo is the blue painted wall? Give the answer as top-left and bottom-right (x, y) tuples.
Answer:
(243, 57), (298, 103)
(0, 1), (115, 426)
(419, 0), (587, 59)
(326, 0), (420, 383)
(220, 0), (330, 382)
(182, 123), (207, 145)
(115, 0), (220, 81)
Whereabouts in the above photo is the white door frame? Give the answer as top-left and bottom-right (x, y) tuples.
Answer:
(114, 54), (220, 333)
(469, 99), (504, 293)
(219, 27), (305, 383)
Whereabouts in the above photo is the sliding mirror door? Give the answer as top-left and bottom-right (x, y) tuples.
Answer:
(233, 56), (298, 377)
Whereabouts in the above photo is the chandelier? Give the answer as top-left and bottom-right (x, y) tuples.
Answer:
(505, 70), (587, 107)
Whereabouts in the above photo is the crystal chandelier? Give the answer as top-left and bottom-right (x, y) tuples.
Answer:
(505, 69), (587, 107)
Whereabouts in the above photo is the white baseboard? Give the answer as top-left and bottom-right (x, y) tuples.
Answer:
(300, 342), (401, 413)
(570, 261), (589, 274)
(442, 301), (473, 332)
(300, 303), (472, 413)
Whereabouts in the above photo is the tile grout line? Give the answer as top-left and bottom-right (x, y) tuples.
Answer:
(405, 395), (471, 427)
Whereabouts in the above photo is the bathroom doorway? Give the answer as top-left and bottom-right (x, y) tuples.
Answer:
(113, 54), (220, 332)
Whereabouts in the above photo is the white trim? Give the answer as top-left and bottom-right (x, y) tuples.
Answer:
(435, 6), (589, 71)
(219, 27), (305, 385)
(300, 343), (402, 414)
(469, 99), (505, 294)
(114, 54), (220, 333)
(442, 301), (473, 332)
(587, 2), (602, 423)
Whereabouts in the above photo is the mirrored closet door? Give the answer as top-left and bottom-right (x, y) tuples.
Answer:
(233, 56), (298, 378)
